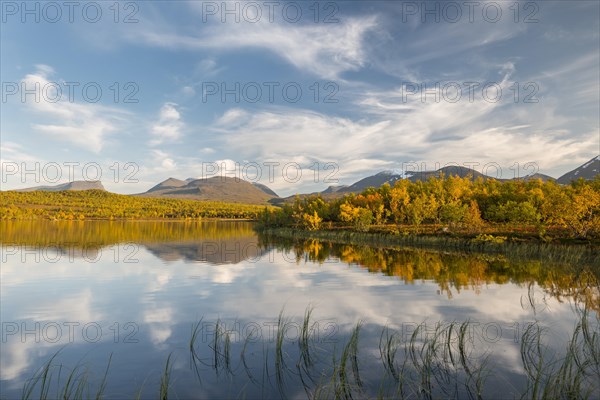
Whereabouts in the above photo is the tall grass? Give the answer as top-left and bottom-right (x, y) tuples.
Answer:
(21, 351), (113, 400)
(159, 353), (172, 400)
(16, 307), (600, 400)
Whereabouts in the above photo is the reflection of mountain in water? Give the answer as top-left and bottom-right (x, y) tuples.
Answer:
(144, 238), (268, 265)
(0, 220), (257, 246)
(1, 220), (265, 265)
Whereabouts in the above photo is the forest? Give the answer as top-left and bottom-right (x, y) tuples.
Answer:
(258, 175), (600, 240)
(0, 190), (268, 220)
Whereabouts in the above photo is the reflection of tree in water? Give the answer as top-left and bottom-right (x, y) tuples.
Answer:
(1, 220), (256, 247)
(1, 220), (267, 265)
(259, 234), (600, 313)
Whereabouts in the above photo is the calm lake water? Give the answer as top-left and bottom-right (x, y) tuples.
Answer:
(1, 220), (598, 399)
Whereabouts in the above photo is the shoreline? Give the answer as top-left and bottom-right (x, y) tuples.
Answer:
(257, 226), (600, 264)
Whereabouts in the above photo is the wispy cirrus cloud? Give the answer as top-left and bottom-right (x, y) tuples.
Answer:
(129, 16), (379, 79)
(208, 64), (595, 186)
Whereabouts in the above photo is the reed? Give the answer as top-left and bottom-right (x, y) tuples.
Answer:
(17, 307), (600, 400)
(159, 353), (172, 400)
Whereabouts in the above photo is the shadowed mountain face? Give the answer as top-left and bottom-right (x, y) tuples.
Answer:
(519, 173), (555, 182)
(14, 180), (105, 192)
(338, 171), (403, 193)
(557, 156), (600, 184)
(139, 176), (278, 204)
(406, 166), (487, 182)
(337, 167), (487, 194)
(252, 182), (279, 197)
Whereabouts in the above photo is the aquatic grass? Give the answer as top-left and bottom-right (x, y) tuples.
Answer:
(520, 323), (546, 399)
(60, 364), (89, 400)
(159, 353), (173, 400)
(336, 322), (363, 399)
(20, 351), (113, 400)
(299, 306), (315, 371)
(240, 332), (259, 386)
(378, 326), (399, 383)
(15, 308), (600, 400)
(21, 350), (61, 400)
(205, 318), (235, 377)
(94, 353), (112, 400)
(274, 308), (294, 397)
(189, 318), (207, 384)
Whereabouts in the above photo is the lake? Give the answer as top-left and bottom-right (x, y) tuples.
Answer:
(1, 220), (598, 399)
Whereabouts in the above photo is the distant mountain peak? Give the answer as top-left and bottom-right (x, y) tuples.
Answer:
(557, 155), (600, 184)
(14, 180), (105, 192)
(140, 176), (278, 204)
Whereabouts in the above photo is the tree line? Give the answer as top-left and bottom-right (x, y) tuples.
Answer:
(0, 190), (268, 220)
(258, 176), (600, 239)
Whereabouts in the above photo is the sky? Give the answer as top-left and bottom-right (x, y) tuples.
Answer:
(1, 0), (599, 196)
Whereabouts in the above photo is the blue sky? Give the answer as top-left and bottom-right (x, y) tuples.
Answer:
(1, 0), (599, 196)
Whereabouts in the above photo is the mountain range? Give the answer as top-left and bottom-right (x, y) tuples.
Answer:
(7, 156), (599, 205)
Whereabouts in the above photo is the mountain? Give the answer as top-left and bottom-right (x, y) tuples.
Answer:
(275, 166), (490, 203)
(14, 180), (105, 192)
(337, 171), (403, 193)
(336, 166), (487, 194)
(518, 173), (555, 182)
(405, 166), (487, 183)
(557, 156), (600, 184)
(322, 185), (348, 194)
(146, 177), (187, 192)
(252, 182), (279, 197)
(139, 176), (277, 204)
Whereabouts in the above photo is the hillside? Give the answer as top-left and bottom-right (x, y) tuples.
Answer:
(0, 190), (268, 220)
(14, 180), (105, 192)
(557, 156), (600, 184)
(338, 171), (403, 193)
(519, 173), (555, 182)
(138, 176), (277, 204)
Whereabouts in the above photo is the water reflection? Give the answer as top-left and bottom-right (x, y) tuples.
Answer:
(0, 221), (598, 398)
(258, 234), (600, 313)
(1, 220), (264, 265)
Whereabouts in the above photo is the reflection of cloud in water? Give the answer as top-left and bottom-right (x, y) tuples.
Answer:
(1, 339), (39, 381)
(143, 306), (174, 345)
(1, 227), (597, 397)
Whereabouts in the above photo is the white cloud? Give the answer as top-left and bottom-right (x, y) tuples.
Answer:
(150, 150), (177, 171)
(181, 86), (196, 97)
(20, 65), (127, 153)
(130, 16), (379, 79)
(195, 58), (224, 77)
(206, 64), (595, 189)
(149, 103), (184, 146)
